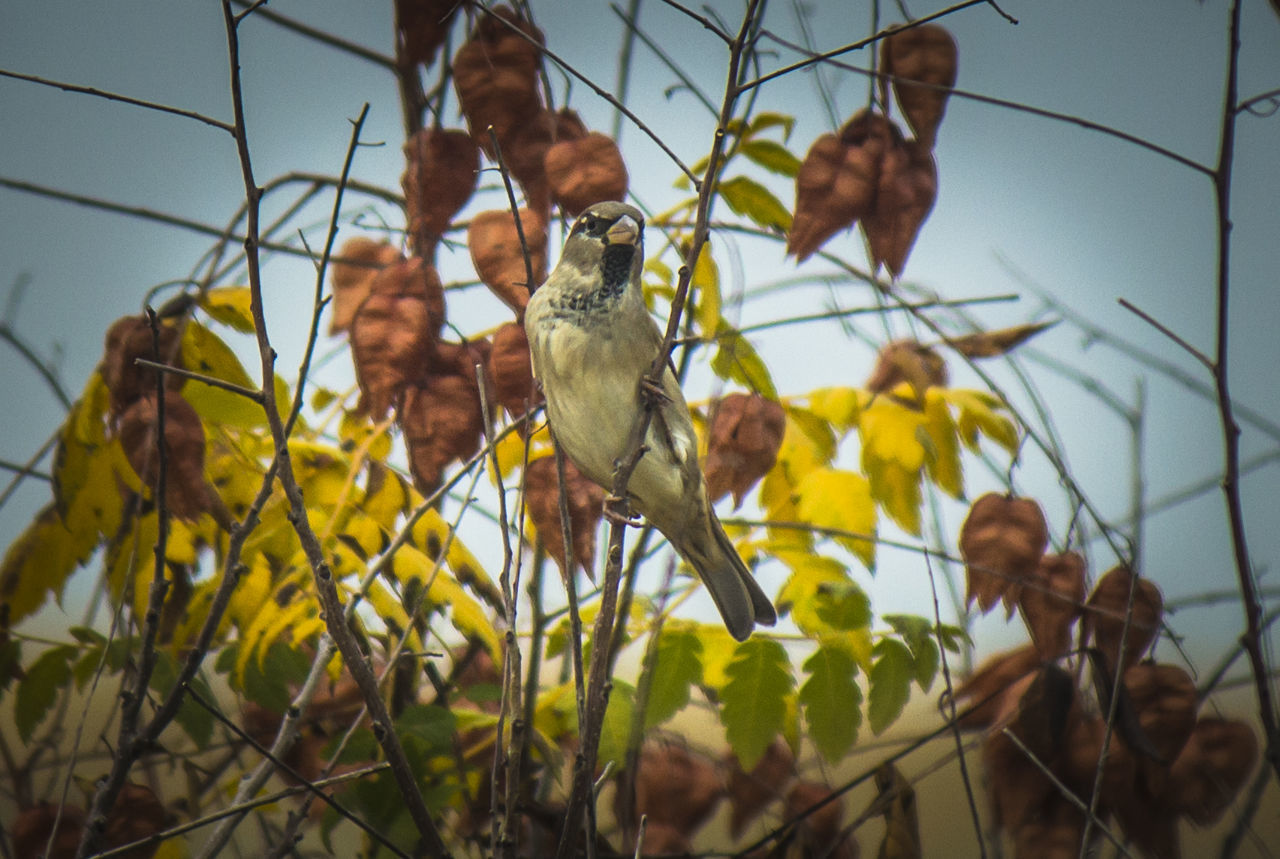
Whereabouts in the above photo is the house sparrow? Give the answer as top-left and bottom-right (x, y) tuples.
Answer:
(524, 201), (776, 641)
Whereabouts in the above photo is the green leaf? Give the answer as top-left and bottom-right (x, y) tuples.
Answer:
(396, 704), (456, 752)
(719, 176), (792, 232)
(691, 244), (722, 342)
(712, 328), (777, 400)
(644, 627), (704, 730)
(742, 111), (796, 141)
(149, 651), (216, 749)
(597, 679), (636, 768)
(867, 639), (913, 735)
(16, 645), (76, 742)
(719, 638), (793, 769)
(800, 645), (862, 762)
(242, 641), (311, 713)
(883, 614), (941, 692)
(0, 506), (81, 627)
(739, 139), (802, 178)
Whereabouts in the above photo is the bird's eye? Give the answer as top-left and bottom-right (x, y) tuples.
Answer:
(582, 217), (598, 233)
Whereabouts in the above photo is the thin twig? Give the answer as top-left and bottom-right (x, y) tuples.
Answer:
(1117, 298), (1213, 371)
(227, 0), (398, 70)
(133, 358), (264, 403)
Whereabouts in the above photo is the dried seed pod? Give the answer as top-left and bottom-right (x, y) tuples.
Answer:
(784, 781), (849, 856)
(1123, 662), (1198, 766)
(351, 293), (437, 419)
(861, 137), (937, 278)
(880, 23), (958, 148)
(452, 6), (544, 155)
(11, 802), (86, 859)
(983, 725), (1055, 834)
(1056, 714), (1137, 812)
(402, 128), (480, 257)
(431, 338), (495, 405)
(469, 208), (548, 314)
(545, 131), (629, 218)
(864, 339), (948, 401)
(1002, 664), (1076, 765)
(959, 493), (1049, 615)
(1083, 566), (1163, 673)
(952, 644), (1042, 730)
(1167, 717), (1258, 824)
(329, 238), (404, 335)
(1018, 551), (1087, 660)
(1011, 795), (1085, 859)
(369, 256), (446, 329)
(118, 393), (214, 521)
(787, 110), (894, 262)
(105, 782), (167, 854)
(101, 315), (184, 414)
(400, 374), (485, 492)
(487, 321), (541, 421)
(873, 763), (920, 859)
(947, 321), (1057, 359)
(627, 742), (725, 835)
(394, 0), (458, 67)
(1113, 793), (1181, 859)
(522, 454), (604, 574)
(726, 740), (794, 838)
(704, 393), (786, 508)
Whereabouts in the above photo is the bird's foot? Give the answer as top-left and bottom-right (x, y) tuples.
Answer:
(603, 496), (642, 527)
(639, 375), (670, 406)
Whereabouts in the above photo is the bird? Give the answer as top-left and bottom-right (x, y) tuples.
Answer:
(524, 201), (777, 641)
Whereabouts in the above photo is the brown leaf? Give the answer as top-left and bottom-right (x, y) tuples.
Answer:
(1055, 714), (1137, 814)
(1082, 566), (1163, 674)
(636, 822), (692, 855)
(452, 5), (544, 155)
(351, 293), (437, 419)
(12, 802), (85, 859)
(1167, 717), (1258, 825)
(1003, 664), (1076, 764)
(106, 782), (167, 857)
(704, 393), (786, 508)
(952, 644), (1042, 730)
(864, 339), (947, 402)
(101, 315), (184, 414)
(983, 726), (1055, 834)
(469, 208), (548, 314)
(394, 0), (458, 68)
(627, 742), (724, 835)
(118, 393), (213, 521)
(545, 131), (629, 218)
(726, 739), (794, 838)
(880, 24), (958, 149)
(1018, 551), (1087, 660)
(861, 137), (937, 278)
(784, 781), (851, 857)
(487, 321), (541, 422)
(959, 493), (1049, 615)
(522, 455), (604, 575)
(946, 321), (1057, 359)
(1114, 791), (1181, 859)
(402, 128), (480, 257)
(1011, 795), (1086, 859)
(400, 374), (486, 493)
(329, 238), (404, 335)
(787, 110), (894, 262)
(1123, 662), (1198, 768)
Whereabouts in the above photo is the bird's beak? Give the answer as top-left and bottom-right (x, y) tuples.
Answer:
(605, 215), (640, 246)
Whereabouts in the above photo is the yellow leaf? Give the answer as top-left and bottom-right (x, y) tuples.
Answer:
(495, 422), (550, 477)
(428, 574), (501, 659)
(712, 327), (777, 400)
(698, 625), (743, 692)
(226, 553), (273, 632)
(808, 386), (862, 433)
(365, 579), (421, 653)
(923, 389), (962, 498)
(794, 467), (877, 569)
(859, 397), (927, 471)
(692, 243), (722, 342)
(364, 464), (408, 532)
(181, 322), (266, 429)
(409, 508), (502, 612)
(0, 507), (78, 625)
(943, 388), (1018, 453)
(861, 454), (922, 535)
(198, 286), (256, 333)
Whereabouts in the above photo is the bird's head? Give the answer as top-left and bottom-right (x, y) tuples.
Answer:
(551, 201), (645, 303)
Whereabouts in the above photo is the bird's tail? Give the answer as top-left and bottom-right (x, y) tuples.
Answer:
(677, 504), (777, 641)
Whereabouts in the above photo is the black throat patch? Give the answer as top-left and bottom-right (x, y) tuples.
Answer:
(551, 243), (634, 317)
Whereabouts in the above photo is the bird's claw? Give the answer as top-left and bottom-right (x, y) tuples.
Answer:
(640, 376), (670, 406)
(603, 496), (642, 527)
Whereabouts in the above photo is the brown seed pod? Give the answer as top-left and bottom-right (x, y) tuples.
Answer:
(496, 108), (587, 217)
(704, 393), (786, 508)
(452, 6), (544, 156)
(1113, 793), (1181, 859)
(1055, 714), (1137, 813)
(1083, 566), (1163, 674)
(861, 137), (937, 278)
(402, 128), (480, 258)
(864, 339), (948, 401)
(1167, 717), (1258, 825)
(626, 742), (725, 835)
(351, 292), (437, 420)
(880, 23), (958, 149)
(1010, 795), (1085, 859)
(1018, 551), (1087, 660)
(11, 802), (86, 859)
(983, 725), (1055, 834)
(101, 315), (184, 414)
(468, 208), (548, 315)
(784, 781), (850, 856)
(544, 131), (629, 218)
(787, 110), (894, 262)
(369, 256), (446, 328)
(522, 455), (604, 575)
(329, 238), (404, 335)
(1001, 664), (1076, 765)
(400, 374), (485, 492)
(394, 0), (458, 68)
(726, 739), (794, 838)
(952, 644), (1042, 730)
(118, 393), (214, 521)
(1123, 662), (1198, 767)
(959, 493), (1049, 615)
(487, 322), (541, 422)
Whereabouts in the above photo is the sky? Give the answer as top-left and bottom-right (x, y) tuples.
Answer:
(1, 0), (1279, 692)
